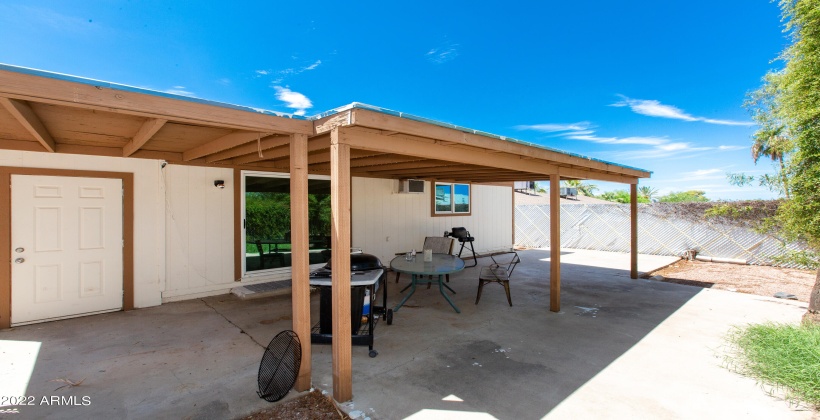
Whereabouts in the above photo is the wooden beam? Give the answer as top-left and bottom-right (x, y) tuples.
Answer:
(290, 133), (312, 391)
(0, 68), (314, 134)
(232, 144), (289, 165)
(631, 183), (638, 279)
(351, 108), (650, 178)
(0, 97), (56, 152)
(122, 118), (166, 157)
(330, 128), (353, 402)
(364, 164), (487, 176)
(311, 153), (417, 171)
(550, 175), (561, 312)
(205, 135), (289, 163)
(233, 136), (330, 165)
(313, 110), (352, 134)
(183, 131), (266, 161)
(339, 127), (557, 175)
(307, 149), (379, 166)
(350, 154), (419, 168)
(558, 167), (639, 184)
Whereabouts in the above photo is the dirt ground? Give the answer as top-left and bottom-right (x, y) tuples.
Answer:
(645, 259), (817, 303)
(243, 390), (349, 420)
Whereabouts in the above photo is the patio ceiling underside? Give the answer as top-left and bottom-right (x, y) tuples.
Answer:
(0, 68), (649, 183)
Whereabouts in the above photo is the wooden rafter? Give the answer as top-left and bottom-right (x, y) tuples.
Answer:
(0, 97), (55, 152)
(0, 68), (314, 134)
(183, 131), (267, 161)
(232, 136), (330, 165)
(351, 159), (451, 172)
(232, 144), (290, 165)
(339, 127), (557, 176)
(204, 135), (289, 163)
(122, 118), (167, 157)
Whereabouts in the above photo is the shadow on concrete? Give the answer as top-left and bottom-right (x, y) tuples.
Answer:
(310, 248), (701, 419)
(0, 249), (699, 419)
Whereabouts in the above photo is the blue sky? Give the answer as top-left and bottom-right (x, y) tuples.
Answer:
(0, 1), (788, 200)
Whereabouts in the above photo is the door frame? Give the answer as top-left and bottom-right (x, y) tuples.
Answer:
(0, 167), (134, 329)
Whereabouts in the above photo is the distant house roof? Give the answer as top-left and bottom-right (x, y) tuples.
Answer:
(514, 191), (614, 205)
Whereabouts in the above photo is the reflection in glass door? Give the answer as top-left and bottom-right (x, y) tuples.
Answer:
(243, 173), (331, 274)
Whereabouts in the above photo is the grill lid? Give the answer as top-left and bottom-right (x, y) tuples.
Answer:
(323, 253), (383, 271)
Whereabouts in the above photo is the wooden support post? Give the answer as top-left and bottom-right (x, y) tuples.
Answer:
(289, 133), (311, 391)
(630, 183), (638, 279)
(550, 175), (561, 312)
(330, 128), (353, 402)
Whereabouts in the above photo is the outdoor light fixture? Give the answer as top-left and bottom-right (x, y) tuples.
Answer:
(214, 180), (225, 189)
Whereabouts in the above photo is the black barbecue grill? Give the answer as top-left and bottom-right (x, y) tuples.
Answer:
(309, 252), (392, 357)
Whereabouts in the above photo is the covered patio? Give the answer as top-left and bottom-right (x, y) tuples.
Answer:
(0, 249), (809, 418)
(0, 64), (650, 402)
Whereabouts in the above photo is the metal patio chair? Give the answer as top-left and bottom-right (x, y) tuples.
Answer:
(475, 251), (520, 307)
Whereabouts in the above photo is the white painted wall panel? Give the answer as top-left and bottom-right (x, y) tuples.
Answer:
(163, 165), (234, 298)
(351, 178), (513, 265)
(0, 150), (165, 308)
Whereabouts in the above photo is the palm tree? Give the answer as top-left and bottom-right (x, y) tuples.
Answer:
(638, 185), (659, 201)
(751, 127), (792, 198)
(563, 179), (598, 197)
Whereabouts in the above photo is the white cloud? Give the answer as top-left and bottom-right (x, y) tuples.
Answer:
(718, 145), (746, 151)
(517, 119), (746, 161)
(568, 134), (669, 146)
(164, 86), (195, 97)
(515, 122), (591, 132)
(684, 168), (723, 177)
(426, 42), (459, 64)
(256, 59), (322, 83)
(304, 60), (322, 71)
(611, 95), (754, 126)
(274, 86), (312, 116)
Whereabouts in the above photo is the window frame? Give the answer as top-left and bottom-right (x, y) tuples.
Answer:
(240, 170), (330, 279)
(432, 182), (472, 217)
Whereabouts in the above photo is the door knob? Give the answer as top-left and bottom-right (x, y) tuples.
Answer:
(14, 258), (24, 264)
(15, 247), (24, 253)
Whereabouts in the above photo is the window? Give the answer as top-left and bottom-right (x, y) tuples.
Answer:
(433, 182), (471, 216)
(242, 171), (331, 276)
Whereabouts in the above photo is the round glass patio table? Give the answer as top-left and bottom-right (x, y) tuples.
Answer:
(390, 253), (465, 313)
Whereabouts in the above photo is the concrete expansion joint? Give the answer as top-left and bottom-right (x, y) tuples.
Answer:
(199, 298), (266, 349)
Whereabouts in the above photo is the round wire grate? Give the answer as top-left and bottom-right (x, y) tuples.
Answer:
(257, 330), (302, 402)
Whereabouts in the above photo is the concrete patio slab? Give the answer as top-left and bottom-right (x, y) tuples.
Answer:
(0, 249), (813, 419)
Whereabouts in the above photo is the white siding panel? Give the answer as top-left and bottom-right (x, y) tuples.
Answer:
(164, 165), (234, 297)
(0, 150), (164, 308)
(351, 178), (512, 265)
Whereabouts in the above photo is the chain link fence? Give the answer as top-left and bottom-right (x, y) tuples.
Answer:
(515, 203), (810, 268)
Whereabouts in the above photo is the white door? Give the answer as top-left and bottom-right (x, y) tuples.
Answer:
(11, 175), (123, 326)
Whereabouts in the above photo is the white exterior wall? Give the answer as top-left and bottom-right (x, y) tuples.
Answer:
(351, 178), (513, 265)
(0, 150), (165, 308)
(162, 165), (235, 300)
(1, 151), (515, 307)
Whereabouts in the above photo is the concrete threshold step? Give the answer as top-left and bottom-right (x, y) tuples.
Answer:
(231, 280), (292, 299)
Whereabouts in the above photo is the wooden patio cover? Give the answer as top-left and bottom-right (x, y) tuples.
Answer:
(0, 65), (650, 401)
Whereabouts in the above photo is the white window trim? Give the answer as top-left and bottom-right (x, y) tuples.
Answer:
(434, 182), (471, 215)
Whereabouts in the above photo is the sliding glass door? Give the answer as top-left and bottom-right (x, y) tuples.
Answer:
(242, 171), (331, 276)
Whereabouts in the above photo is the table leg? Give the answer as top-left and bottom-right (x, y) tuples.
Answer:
(438, 275), (460, 313)
(394, 274), (418, 312)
